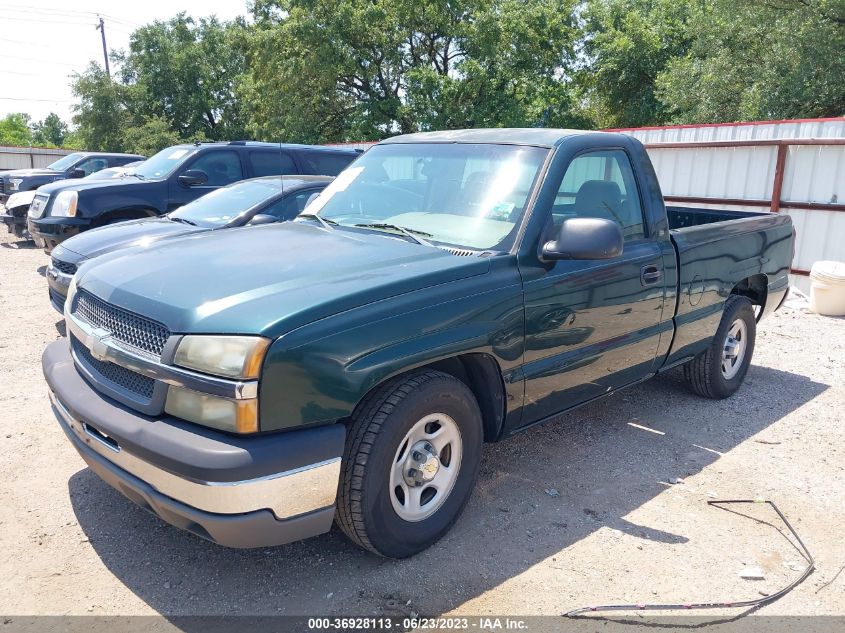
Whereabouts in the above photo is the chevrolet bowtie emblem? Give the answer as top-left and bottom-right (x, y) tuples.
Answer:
(89, 327), (111, 362)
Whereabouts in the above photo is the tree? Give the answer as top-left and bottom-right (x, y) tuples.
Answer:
(578, 0), (696, 128)
(121, 116), (193, 156)
(117, 14), (249, 141)
(244, 0), (586, 142)
(70, 63), (131, 151)
(655, 0), (845, 122)
(0, 113), (33, 146)
(32, 113), (69, 147)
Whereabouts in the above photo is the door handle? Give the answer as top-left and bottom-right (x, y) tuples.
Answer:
(640, 264), (663, 286)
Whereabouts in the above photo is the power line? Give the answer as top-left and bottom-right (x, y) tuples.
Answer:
(0, 4), (142, 26)
(0, 96), (74, 102)
(0, 53), (83, 68)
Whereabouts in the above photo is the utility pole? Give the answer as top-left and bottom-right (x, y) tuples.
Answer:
(96, 17), (110, 78)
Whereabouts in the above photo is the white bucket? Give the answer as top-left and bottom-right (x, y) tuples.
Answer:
(809, 260), (845, 317)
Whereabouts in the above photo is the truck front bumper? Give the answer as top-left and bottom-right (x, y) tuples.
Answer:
(27, 216), (89, 252)
(1, 206), (29, 238)
(43, 339), (345, 548)
(45, 262), (72, 313)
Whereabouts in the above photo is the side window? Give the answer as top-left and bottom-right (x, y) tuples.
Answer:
(75, 157), (109, 176)
(553, 150), (645, 240)
(249, 151), (297, 177)
(111, 156), (136, 167)
(262, 189), (321, 221)
(188, 151), (243, 186)
(300, 151), (356, 176)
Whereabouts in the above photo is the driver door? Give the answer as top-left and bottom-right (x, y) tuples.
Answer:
(519, 149), (666, 425)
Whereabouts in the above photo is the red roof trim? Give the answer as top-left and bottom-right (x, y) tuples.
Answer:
(605, 116), (845, 132)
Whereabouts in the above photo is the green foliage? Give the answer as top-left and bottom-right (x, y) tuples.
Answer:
(244, 0), (585, 141)
(71, 63), (131, 151)
(44, 0), (845, 149)
(655, 0), (845, 122)
(120, 116), (187, 156)
(579, 0), (696, 128)
(117, 14), (249, 140)
(32, 113), (69, 147)
(0, 113), (33, 146)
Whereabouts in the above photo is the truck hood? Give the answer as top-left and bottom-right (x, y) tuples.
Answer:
(77, 222), (491, 336)
(2, 168), (60, 179)
(59, 218), (203, 262)
(38, 175), (156, 196)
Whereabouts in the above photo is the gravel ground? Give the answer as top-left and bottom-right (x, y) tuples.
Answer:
(0, 229), (843, 623)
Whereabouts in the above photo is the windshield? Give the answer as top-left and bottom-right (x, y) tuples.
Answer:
(132, 146), (197, 180)
(46, 153), (84, 171)
(169, 179), (281, 227)
(307, 143), (548, 251)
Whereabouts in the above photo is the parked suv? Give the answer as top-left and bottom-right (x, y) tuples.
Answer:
(1, 152), (144, 236)
(47, 175), (331, 311)
(27, 141), (359, 251)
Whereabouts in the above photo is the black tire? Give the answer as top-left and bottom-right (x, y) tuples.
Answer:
(335, 369), (483, 558)
(684, 295), (756, 399)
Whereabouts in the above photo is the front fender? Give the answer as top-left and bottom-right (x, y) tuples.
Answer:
(258, 260), (525, 431)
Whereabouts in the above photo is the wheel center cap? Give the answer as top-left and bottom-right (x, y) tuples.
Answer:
(404, 441), (440, 486)
(419, 456), (440, 481)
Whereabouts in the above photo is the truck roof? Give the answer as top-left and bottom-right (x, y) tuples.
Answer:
(76, 151), (147, 158)
(380, 128), (614, 148)
(170, 141), (359, 154)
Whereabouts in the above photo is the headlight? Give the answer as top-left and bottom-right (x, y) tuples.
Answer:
(9, 179), (22, 191)
(165, 386), (258, 433)
(6, 191), (34, 210)
(173, 335), (271, 379)
(64, 275), (78, 320)
(51, 191), (78, 217)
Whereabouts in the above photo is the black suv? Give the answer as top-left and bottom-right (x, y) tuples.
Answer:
(1, 152), (144, 236)
(27, 141), (359, 251)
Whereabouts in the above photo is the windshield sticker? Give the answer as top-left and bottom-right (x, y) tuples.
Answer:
(167, 149), (190, 160)
(488, 202), (515, 220)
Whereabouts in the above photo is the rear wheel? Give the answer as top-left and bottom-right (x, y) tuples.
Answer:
(335, 370), (483, 558)
(684, 295), (756, 399)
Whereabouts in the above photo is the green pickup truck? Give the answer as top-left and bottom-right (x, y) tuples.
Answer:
(43, 129), (794, 558)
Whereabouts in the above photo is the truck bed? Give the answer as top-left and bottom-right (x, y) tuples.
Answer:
(662, 204), (794, 367)
(666, 205), (772, 230)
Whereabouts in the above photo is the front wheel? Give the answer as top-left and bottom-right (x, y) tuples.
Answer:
(335, 370), (483, 558)
(684, 295), (756, 399)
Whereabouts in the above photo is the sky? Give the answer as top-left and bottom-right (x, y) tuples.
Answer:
(0, 0), (248, 124)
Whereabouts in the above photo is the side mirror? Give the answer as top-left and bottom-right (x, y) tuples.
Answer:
(178, 170), (208, 187)
(541, 217), (623, 261)
(247, 213), (277, 226)
(69, 169), (85, 178)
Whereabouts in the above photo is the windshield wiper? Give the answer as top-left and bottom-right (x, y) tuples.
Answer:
(354, 222), (434, 247)
(300, 213), (337, 230)
(169, 217), (197, 226)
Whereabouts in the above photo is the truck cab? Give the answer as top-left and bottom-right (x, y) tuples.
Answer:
(42, 129), (793, 558)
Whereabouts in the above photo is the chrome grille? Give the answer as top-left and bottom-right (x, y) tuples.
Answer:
(51, 258), (77, 275)
(75, 290), (170, 358)
(0, 180), (5, 195)
(73, 337), (155, 400)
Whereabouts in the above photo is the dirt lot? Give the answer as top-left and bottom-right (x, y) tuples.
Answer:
(0, 229), (843, 623)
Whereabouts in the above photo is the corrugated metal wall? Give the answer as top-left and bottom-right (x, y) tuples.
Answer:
(0, 146), (74, 171)
(615, 118), (845, 293)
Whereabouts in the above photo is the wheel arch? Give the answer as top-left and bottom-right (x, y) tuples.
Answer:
(729, 273), (768, 320)
(93, 206), (160, 226)
(351, 353), (507, 444)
